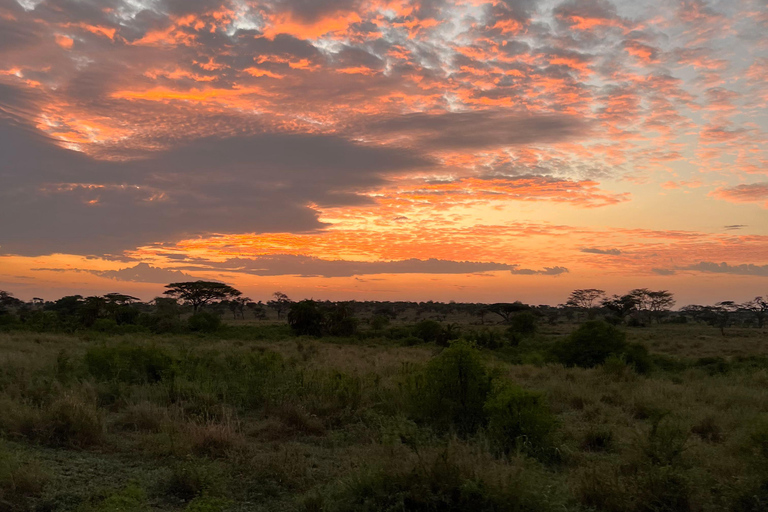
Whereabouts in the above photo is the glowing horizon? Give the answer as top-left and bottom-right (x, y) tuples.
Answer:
(1, 0), (766, 306)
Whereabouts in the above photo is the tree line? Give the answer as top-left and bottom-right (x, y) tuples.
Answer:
(0, 282), (765, 337)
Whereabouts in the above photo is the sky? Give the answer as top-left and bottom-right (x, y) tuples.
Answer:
(0, 0), (766, 306)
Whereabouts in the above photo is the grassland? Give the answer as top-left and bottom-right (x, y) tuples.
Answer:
(0, 321), (766, 511)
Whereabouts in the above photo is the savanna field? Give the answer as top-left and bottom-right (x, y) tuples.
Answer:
(0, 297), (767, 512)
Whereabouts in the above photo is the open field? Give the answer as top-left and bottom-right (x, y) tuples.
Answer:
(0, 322), (767, 512)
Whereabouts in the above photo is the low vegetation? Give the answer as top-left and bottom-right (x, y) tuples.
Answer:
(0, 285), (766, 510)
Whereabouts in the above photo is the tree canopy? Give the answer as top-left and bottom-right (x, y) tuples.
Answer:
(163, 281), (242, 313)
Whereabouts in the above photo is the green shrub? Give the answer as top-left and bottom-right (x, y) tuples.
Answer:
(553, 321), (627, 368)
(623, 343), (652, 374)
(164, 461), (225, 502)
(85, 344), (175, 384)
(412, 320), (446, 344)
(82, 483), (146, 512)
(408, 342), (491, 434)
(311, 445), (567, 512)
(39, 395), (105, 448)
(0, 443), (49, 506)
(288, 300), (324, 336)
(484, 381), (557, 457)
(506, 312), (538, 345)
(188, 312), (222, 333)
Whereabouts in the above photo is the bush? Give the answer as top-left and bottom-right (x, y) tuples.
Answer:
(85, 344), (175, 384)
(164, 461), (225, 502)
(553, 321), (628, 368)
(623, 343), (652, 374)
(311, 444), (568, 512)
(39, 395), (105, 448)
(84, 484), (146, 512)
(412, 320), (446, 344)
(0, 443), (49, 506)
(484, 382), (557, 457)
(506, 312), (538, 345)
(188, 312), (222, 333)
(288, 300), (324, 336)
(408, 342), (491, 434)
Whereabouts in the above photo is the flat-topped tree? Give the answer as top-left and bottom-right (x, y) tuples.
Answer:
(163, 281), (242, 313)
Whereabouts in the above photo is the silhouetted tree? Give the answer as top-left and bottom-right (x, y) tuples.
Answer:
(163, 281), (242, 313)
(742, 296), (767, 328)
(566, 289), (606, 309)
(267, 291), (292, 320)
(247, 301), (267, 320)
(629, 289), (675, 323)
(225, 297), (252, 319)
(287, 300), (324, 336)
(601, 294), (638, 319)
(487, 302), (530, 323)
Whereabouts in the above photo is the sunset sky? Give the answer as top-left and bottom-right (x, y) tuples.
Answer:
(0, 0), (766, 305)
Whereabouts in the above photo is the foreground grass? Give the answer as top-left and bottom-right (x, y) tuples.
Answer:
(0, 325), (766, 511)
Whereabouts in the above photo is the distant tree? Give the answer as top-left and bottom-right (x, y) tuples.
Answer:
(601, 294), (638, 318)
(163, 281), (242, 313)
(712, 301), (739, 336)
(487, 302), (530, 323)
(103, 293), (141, 325)
(741, 296), (768, 328)
(0, 291), (23, 311)
(682, 302), (738, 336)
(287, 300), (324, 336)
(247, 300), (267, 320)
(324, 302), (358, 336)
(566, 289), (606, 309)
(226, 297), (252, 319)
(267, 291), (292, 320)
(625, 289), (675, 323)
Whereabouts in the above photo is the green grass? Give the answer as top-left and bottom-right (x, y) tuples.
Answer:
(0, 322), (765, 511)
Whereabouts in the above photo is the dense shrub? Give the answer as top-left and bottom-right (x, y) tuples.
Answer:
(312, 445), (567, 512)
(0, 443), (49, 506)
(288, 300), (325, 336)
(408, 342), (491, 434)
(623, 343), (652, 374)
(506, 312), (538, 345)
(412, 320), (446, 344)
(484, 382), (557, 457)
(188, 312), (222, 333)
(39, 395), (105, 448)
(85, 344), (175, 384)
(553, 321), (628, 368)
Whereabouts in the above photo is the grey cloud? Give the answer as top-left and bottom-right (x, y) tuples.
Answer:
(0, 114), (432, 256)
(176, 255), (518, 277)
(367, 111), (589, 150)
(32, 262), (193, 283)
(554, 0), (619, 23)
(272, 0), (360, 22)
(581, 247), (621, 255)
(684, 262), (768, 277)
(652, 268), (676, 276)
(93, 263), (194, 283)
(510, 266), (569, 275)
(723, 224), (747, 230)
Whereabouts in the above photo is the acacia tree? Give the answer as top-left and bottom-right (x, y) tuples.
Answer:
(566, 289), (606, 309)
(163, 281), (242, 313)
(629, 289), (675, 323)
(742, 296), (767, 328)
(267, 291), (292, 320)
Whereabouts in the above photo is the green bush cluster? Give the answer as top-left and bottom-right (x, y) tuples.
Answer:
(406, 343), (557, 458)
(553, 321), (651, 373)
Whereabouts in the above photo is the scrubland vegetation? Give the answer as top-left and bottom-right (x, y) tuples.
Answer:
(0, 286), (766, 511)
